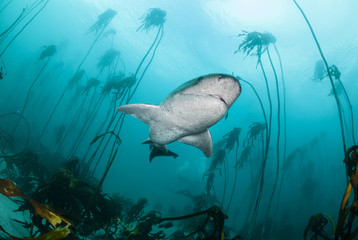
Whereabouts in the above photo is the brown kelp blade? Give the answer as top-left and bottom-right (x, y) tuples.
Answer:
(0, 179), (25, 197)
(0, 179), (72, 239)
(27, 198), (71, 227)
(0, 225), (70, 240)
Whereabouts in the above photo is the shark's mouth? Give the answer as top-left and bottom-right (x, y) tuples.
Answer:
(208, 94), (227, 106)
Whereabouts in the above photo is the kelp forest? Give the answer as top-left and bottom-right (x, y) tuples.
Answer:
(0, 0), (357, 239)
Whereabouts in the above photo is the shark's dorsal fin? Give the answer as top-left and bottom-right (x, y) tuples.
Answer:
(117, 104), (160, 126)
(178, 129), (213, 157)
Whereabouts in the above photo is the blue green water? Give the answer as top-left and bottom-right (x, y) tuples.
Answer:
(0, 0), (357, 239)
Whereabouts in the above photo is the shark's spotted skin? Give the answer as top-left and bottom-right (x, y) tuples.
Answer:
(117, 73), (241, 159)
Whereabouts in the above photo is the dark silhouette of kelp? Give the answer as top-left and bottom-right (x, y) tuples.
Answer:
(0, 148), (238, 239)
(21, 45), (57, 116)
(223, 128), (241, 153)
(292, 12), (356, 240)
(0, 64), (5, 80)
(0, 127), (14, 154)
(97, 48), (120, 75)
(304, 213), (334, 240)
(313, 60), (326, 82)
(83, 8), (166, 196)
(0, 0), (14, 14)
(127, 8), (166, 102)
(235, 33), (274, 230)
(160, 205), (227, 240)
(67, 69), (86, 90)
(0, 112), (30, 159)
(88, 9), (117, 36)
(84, 77), (100, 95)
(21, 157), (122, 238)
(38, 8), (117, 144)
(224, 128), (242, 213)
(120, 210), (164, 240)
(0, 0), (51, 58)
(202, 147), (226, 206)
(0, 7), (25, 40)
(68, 74), (136, 163)
(137, 8), (166, 32)
(38, 69), (86, 142)
(1, 150), (47, 195)
(244, 122), (266, 147)
(325, 65), (355, 145)
(10, 45), (56, 137)
(235, 30), (286, 237)
(236, 145), (252, 169)
(208, 149), (227, 173)
(293, 0), (352, 154)
(223, 128), (242, 213)
(54, 77), (100, 154)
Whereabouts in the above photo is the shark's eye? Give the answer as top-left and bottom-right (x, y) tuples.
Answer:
(196, 76), (204, 82)
(218, 75), (227, 81)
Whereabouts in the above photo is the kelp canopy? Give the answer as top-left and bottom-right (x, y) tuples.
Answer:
(137, 8), (166, 32)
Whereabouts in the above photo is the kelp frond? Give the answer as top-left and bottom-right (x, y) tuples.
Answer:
(97, 48), (120, 71)
(137, 8), (166, 32)
(37, 45), (57, 61)
(88, 8), (117, 35)
(329, 65), (341, 80)
(84, 77), (100, 93)
(328, 80), (343, 97)
(313, 60), (326, 82)
(67, 69), (85, 89)
(236, 145), (252, 169)
(223, 127), (242, 152)
(208, 149), (226, 171)
(244, 122), (266, 146)
(235, 31), (276, 64)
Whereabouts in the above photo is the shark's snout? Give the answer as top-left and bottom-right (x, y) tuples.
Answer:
(213, 75), (241, 108)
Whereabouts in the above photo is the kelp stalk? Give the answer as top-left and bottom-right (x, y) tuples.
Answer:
(39, 11), (114, 143)
(293, 0), (347, 153)
(0, 0), (50, 57)
(263, 47), (281, 231)
(85, 9), (165, 181)
(225, 78), (268, 214)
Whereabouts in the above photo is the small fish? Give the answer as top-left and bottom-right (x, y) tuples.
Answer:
(117, 73), (241, 160)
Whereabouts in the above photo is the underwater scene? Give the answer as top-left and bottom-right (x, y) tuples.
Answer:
(0, 0), (357, 239)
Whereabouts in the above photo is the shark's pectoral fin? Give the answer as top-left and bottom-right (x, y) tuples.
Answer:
(178, 129), (213, 157)
(142, 139), (153, 144)
(117, 104), (160, 126)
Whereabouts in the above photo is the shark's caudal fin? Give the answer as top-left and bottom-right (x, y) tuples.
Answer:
(117, 104), (160, 126)
(178, 129), (213, 157)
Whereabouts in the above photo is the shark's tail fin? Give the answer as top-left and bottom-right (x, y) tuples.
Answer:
(117, 104), (160, 126)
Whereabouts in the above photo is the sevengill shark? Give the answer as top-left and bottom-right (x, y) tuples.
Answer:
(117, 73), (241, 161)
